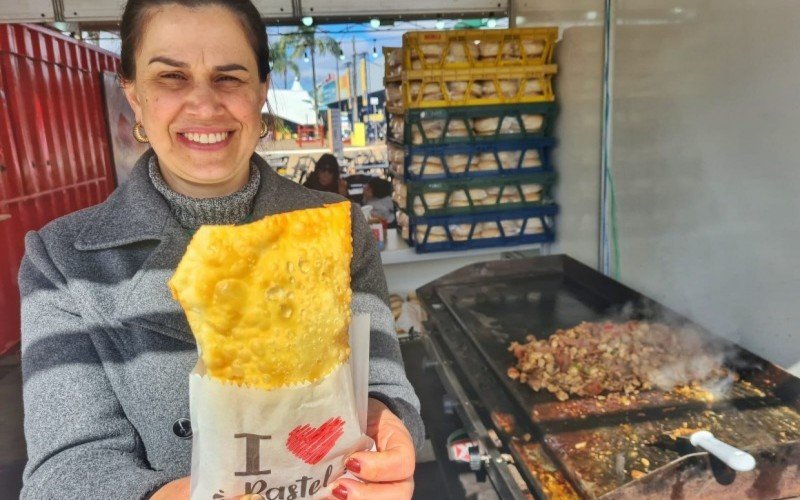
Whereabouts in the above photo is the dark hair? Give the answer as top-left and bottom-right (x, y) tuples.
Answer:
(119, 0), (271, 82)
(314, 154), (340, 173)
(303, 154), (342, 193)
(367, 178), (392, 199)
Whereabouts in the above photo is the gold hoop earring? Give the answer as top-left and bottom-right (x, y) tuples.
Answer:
(133, 122), (149, 143)
(259, 119), (269, 139)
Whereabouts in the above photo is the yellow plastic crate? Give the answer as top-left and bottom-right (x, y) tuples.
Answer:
(384, 65), (557, 110)
(401, 27), (558, 71)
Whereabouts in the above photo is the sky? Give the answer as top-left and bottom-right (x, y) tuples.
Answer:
(264, 18), (508, 92)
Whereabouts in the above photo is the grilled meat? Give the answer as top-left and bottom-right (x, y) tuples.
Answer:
(508, 321), (729, 400)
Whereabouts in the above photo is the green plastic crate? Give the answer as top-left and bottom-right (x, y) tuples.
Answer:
(393, 172), (557, 217)
(387, 102), (557, 147)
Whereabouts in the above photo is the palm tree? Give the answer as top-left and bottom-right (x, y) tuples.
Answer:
(269, 38), (300, 89)
(286, 27), (342, 124)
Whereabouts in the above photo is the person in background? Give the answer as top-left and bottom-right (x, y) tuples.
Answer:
(304, 153), (348, 196)
(362, 178), (395, 225)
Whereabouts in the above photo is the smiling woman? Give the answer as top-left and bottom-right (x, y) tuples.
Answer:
(120, 2), (268, 197)
(17, 1), (422, 499)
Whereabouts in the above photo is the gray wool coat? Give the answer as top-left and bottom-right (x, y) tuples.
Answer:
(18, 150), (423, 499)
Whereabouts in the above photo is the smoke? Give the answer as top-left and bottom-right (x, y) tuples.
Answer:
(601, 300), (757, 398)
(703, 372), (738, 399)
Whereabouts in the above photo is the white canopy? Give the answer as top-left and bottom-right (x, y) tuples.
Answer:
(263, 80), (316, 126)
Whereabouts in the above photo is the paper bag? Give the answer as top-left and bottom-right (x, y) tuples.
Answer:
(189, 315), (373, 499)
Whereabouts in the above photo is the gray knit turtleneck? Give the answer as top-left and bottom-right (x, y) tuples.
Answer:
(147, 156), (261, 230)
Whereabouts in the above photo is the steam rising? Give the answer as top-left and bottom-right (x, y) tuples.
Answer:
(606, 300), (752, 398)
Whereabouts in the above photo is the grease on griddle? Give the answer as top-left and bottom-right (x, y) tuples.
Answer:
(512, 440), (580, 500)
(542, 405), (800, 497)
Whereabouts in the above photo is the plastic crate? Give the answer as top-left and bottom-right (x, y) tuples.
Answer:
(388, 138), (556, 182)
(384, 65), (557, 110)
(386, 103), (557, 146)
(392, 172), (557, 217)
(405, 205), (558, 253)
(400, 28), (558, 71)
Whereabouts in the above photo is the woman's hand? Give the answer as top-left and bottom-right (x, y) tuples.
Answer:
(150, 477), (190, 500)
(338, 179), (349, 197)
(331, 398), (415, 499)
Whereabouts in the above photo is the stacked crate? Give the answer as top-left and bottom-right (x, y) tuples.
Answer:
(385, 27), (560, 253)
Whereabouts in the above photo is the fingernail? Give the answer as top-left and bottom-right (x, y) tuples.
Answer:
(345, 457), (361, 473)
(332, 484), (348, 500)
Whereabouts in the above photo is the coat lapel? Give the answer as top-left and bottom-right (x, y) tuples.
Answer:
(75, 150), (194, 344)
(118, 222), (195, 344)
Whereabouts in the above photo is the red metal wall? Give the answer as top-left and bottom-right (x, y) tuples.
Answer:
(0, 24), (119, 354)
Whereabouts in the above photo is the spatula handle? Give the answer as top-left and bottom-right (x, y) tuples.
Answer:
(690, 431), (756, 472)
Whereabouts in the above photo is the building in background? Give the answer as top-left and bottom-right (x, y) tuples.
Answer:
(264, 79), (317, 136)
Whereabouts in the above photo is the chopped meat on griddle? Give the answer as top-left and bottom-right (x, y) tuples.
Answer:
(508, 321), (729, 401)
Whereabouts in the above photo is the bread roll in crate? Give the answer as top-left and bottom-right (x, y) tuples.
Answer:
(386, 103), (557, 147)
(383, 47), (403, 79)
(409, 205), (558, 253)
(395, 209), (412, 243)
(403, 172), (556, 217)
(385, 80), (404, 109)
(391, 177), (408, 208)
(390, 139), (555, 182)
(400, 27), (557, 71)
(384, 65), (557, 110)
(387, 143), (406, 176)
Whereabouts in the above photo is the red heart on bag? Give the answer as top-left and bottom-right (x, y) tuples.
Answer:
(286, 417), (345, 464)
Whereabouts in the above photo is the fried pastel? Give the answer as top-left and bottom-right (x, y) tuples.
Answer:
(169, 201), (353, 389)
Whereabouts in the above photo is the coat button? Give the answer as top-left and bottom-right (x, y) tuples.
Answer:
(173, 418), (193, 439)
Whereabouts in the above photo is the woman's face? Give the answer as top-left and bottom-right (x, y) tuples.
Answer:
(317, 168), (334, 187)
(362, 184), (373, 202)
(123, 4), (268, 198)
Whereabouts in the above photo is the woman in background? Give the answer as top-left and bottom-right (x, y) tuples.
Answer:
(362, 178), (395, 225)
(304, 153), (348, 196)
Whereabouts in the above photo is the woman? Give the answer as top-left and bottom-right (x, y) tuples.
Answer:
(17, 1), (421, 499)
(304, 153), (349, 196)
(362, 178), (395, 225)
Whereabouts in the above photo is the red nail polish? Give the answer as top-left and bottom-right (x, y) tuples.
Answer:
(332, 484), (348, 500)
(345, 458), (361, 473)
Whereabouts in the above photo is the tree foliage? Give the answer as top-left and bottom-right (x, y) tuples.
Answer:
(268, 37), (300, 89)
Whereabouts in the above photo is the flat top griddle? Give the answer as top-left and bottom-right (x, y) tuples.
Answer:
(418, 255), (800, 499)
(436, 274), (615, 408)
